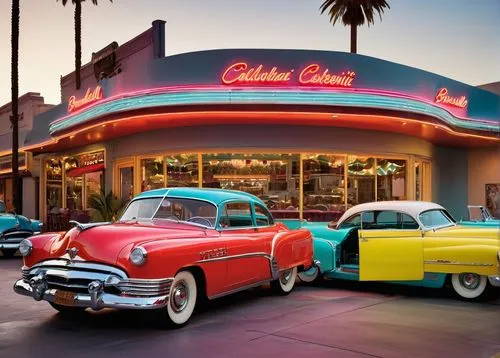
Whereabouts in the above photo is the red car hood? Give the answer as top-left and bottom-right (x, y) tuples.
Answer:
(49, 222), (211, 265)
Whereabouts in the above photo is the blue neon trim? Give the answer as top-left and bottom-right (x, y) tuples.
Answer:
(49, 90), (500, 134)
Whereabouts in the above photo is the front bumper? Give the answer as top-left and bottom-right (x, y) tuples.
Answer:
(488, 275), (500, 287)
(0, 242), (21, 250)
(14, 279), (169, 310)
(13, 259), (173, 310)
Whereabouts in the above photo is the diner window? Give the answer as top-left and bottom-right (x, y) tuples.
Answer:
(166, 154), (199, 187)
(202, 153), (300, 219)
(347, 156), (375, 207)
(141, 157), (164, 191)
(45, 159), (63, 213)
(415, 159), (431, 201)
(66, 175), (83, 210)
(220, 202), (253, 228)
(377, 158), (406, 201)
(85, 171), (104, 207)
(303, 154), (346, 222)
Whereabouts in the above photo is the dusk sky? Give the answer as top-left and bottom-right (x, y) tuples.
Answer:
(0, 0), (499, 105)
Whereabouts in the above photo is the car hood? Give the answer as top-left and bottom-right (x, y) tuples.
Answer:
(48, 221), (211, 264)
(0, 213), (33, 233)
(426, 225), (500, 245)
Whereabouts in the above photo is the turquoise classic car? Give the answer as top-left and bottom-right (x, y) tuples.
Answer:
(0, 200), (43, 257)
(459, 205), (500, 227)
(279, 201), (500, 301)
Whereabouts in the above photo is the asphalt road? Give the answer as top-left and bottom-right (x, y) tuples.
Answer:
(1, 257), (499, 358)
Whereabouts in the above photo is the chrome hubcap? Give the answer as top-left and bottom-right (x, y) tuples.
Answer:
(171, 280), (189, 312)
(459, 273), (480, 290)
(280, 269), (293, 285)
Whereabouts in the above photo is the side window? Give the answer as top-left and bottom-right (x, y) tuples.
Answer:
(375, 211), (399, 229)
(401, 213), (419, 229)
(338, 213), (361, 229)
(361, 211), (375, 229)
(220, 202), (253, 228)
(254, 204), (274, 226)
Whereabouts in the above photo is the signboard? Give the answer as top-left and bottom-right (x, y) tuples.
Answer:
(221, 62), (356, 88)
(434, 87), (468, 109)
(68, 86), (103, 113)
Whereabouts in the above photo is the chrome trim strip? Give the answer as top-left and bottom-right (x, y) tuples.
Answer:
(69, 220), (112, 231)
(424, 260), (494, 267)
(0, 243), (20, 249)
(2, 230), (34, 236)
(197, 252), (273, 263)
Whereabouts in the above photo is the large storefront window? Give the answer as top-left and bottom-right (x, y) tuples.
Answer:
(202, 153), (300, 218)
(377, 158), (406, 201)
(45, 159), (63, 213)
(303, 154), (345, 222)
(167, 154), (198, 187)
(141, 157), (164, 191)
(66, 175), (83, 210)
(347, 155), (375, 207)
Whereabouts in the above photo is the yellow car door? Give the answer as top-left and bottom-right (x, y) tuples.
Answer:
(358, 210), (424, 281)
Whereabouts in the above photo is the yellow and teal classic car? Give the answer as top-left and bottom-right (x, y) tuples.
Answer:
(460, 205), (500, 228)
(282, 201), (500, 301)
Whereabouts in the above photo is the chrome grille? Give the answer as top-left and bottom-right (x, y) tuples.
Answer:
(22, 259), (172, 297)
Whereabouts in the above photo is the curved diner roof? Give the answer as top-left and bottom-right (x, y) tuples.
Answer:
(24, 49), (500, 153)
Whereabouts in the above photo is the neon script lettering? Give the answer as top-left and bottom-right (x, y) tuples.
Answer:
(222, 62), (293, 84)
(221, 62), (355, 87)
(68, 86), (103, 113)
(434, 87), (468, 108)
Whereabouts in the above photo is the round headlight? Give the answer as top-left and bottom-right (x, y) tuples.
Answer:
(19, 239), (33, 257)
(129, 246), (147, 266)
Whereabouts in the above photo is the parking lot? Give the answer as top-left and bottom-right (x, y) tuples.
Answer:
(1, 257), (499, 358)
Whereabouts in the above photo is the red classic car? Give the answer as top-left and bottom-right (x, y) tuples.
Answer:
(14, 188), (314, 327)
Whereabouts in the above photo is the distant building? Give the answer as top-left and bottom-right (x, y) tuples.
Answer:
(0, 93), (54, 217)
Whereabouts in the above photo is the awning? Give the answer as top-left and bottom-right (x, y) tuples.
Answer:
(66, 163), (104, 177)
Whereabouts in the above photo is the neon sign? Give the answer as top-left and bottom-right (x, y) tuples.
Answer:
(68, 86), (103, 113)
(221, 62), (355, 87)
(434, 87), (468, 109)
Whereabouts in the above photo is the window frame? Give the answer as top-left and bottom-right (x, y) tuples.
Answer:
(253, 202), (275, 228)
(217, 200), (256, 231)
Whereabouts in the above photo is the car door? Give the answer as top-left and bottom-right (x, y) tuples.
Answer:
(218, 201), (271, 290)
(358, 210), (424, 281)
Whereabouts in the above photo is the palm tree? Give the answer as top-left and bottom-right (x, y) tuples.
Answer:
(320, 0), (390, 54)
(10, 0), (21, 213)
(57, 0), (112, 90)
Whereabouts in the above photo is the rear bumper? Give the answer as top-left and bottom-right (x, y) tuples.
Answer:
(14, 279), (170, 310)
(488, 275), (500, 288)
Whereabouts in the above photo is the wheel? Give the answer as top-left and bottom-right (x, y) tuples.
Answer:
(1, 249), (17, 258)
(49, 302), (86, 315)
(271, 266), (298, 295)
(161, 270), (197, 328)
(298, 266), (321, 284)
(450, 273), (489, 301)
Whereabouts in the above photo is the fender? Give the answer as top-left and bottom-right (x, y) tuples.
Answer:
(271, 228), (313, 270)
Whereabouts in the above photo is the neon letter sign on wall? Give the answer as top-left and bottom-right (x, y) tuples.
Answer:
(434, 87), (468, 109)
(68, 86), (103, 113)
(221, 62), (355, 87)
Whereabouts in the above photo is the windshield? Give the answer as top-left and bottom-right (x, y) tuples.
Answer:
(419, 209), (455, 229)
(119, 197), (217, 228)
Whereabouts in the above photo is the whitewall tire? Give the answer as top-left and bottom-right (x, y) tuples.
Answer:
(271, 266), (297, 295)
(163, 271), (197, 327)
(451, 273), (489, 300)
(298, 267), (320, 283)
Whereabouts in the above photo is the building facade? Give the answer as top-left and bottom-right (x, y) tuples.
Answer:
(0, 93), (54, 217)
(23, 20), (500, 229)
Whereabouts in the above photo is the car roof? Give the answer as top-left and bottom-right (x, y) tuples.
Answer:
(337, 201), (446, 224)
(133, 187), (266, 206)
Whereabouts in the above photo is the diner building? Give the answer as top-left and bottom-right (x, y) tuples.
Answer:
(22, 20), (500, 229)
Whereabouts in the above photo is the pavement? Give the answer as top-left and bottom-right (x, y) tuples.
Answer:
(0, 257), (499, 358)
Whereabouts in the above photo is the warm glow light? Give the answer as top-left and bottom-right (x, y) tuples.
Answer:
(221, 62), (293, 85)
(68, 86), (103, 113)
(435, 87), (468, 108)
(298, 64), (355, 87)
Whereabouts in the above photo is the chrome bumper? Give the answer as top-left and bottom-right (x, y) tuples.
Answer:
(0, 243), (20, 249)
(14, 278), (170, 310)
(14, 259), (174, 310)
(488, 275), (500, 287)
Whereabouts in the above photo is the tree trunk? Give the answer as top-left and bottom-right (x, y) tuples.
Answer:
(350, 24), (357, 54)
(75, 0), (82, 90)
(11, 0), (21, 213)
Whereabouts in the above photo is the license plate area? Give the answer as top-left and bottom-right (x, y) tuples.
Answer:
(54, 290), (76, 306)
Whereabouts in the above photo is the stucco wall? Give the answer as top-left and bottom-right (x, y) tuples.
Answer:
(468, 147), (500, 210)
(432, 146), (468, 220)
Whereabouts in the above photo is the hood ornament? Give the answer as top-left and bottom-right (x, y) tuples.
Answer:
(66, 247), (79, 262)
